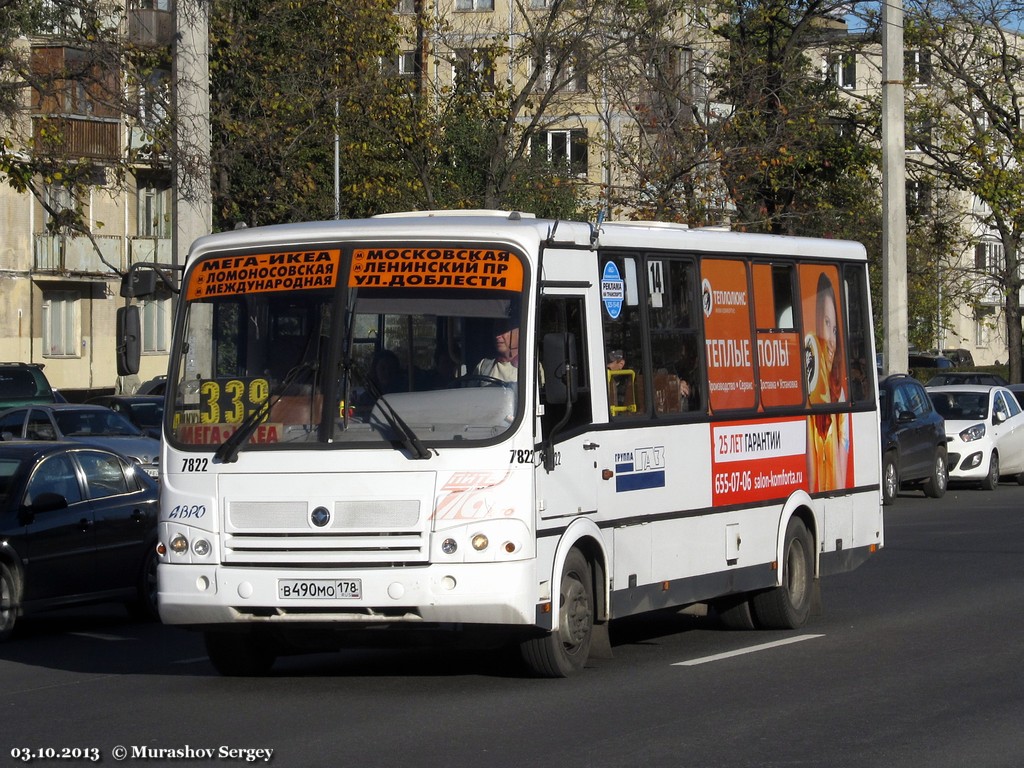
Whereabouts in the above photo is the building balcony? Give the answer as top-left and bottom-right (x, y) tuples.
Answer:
(32, 115), (120, 161)
(34, 233), (125, 276)
(128, 8), (175, 47)
(128, 235), (173, 266)
(34, 234), (173, 276)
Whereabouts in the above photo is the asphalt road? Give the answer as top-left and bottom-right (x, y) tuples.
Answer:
(2, 482), (1023, 768)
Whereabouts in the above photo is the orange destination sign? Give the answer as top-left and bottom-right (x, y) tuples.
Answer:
(349, 247), (523, 291)
(186, 250), (341, 300)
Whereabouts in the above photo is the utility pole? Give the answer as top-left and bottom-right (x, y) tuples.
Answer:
(882, 0), (908, 375)
(173, 0), (212, 277)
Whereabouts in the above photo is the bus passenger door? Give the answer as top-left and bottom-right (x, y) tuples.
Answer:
(535, 293), (599, 523)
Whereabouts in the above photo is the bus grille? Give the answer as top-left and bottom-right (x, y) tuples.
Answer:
(222, 499), (426, 565)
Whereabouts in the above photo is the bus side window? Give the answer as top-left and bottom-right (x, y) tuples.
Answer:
(843, 265), (874, 404)
(538, 296), (591, 436)
(601, 254), (645, 420)
(648, 258), (703, 415)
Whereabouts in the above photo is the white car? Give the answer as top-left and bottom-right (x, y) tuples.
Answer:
(927, 385), (1024, 489)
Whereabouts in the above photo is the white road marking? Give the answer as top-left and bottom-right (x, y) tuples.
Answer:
(673, 633), (824, 666)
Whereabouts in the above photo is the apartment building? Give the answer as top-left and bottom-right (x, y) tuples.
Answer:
(0, 1), (174, 398)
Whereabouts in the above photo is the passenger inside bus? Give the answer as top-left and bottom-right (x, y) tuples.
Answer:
(607, 350), (636, 415)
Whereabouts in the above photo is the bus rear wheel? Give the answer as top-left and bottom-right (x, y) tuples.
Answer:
(520, 549), (593, 677)
(752, 517), (814, 630)
(204, 630), (277, 676)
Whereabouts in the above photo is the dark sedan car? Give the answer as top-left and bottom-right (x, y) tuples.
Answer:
(0, 441), (159, 640)
(87, 395), (164, 439)
(879, 374), (948, 504)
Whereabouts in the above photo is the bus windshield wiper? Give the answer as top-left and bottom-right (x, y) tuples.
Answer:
(214, 362), (315, 464)
(355, 364), (431, 460)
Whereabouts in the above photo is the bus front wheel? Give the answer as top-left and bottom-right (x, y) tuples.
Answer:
(520, 549), (594, 677)
(751, 517), (814, 630)
(204, 630), (277, 677)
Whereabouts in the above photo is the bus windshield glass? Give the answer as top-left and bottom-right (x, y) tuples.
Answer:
(168, 244), (527, 452)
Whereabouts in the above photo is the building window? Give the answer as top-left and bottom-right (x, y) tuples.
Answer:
(138, 68), (170, 130)
(975, 240), (1004, 276)
(137, 176), (171, 238)
(395, 0), (415, 12)
(455, 0), (494, 10)
(454, 48), (495, 92)
(531, 128), (588, 176)
(534, 49), (588, 93)
(975, 306), (994, 346)
(141, 297), (170, 353)
(906, 50), (932, 86)
(827, 52), (856, 90)
(42, 290), (80, 357)
(906, 179), (931, 217)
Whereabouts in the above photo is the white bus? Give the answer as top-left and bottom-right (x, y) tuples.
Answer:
(121, 211), (883, 676)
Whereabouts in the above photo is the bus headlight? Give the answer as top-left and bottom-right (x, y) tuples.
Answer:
(192, 538), (211, 557)
(169, 534), (189, 554)
(471, 533), (489, 551)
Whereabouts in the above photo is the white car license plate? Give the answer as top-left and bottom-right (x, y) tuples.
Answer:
(278, 579), (362, 599)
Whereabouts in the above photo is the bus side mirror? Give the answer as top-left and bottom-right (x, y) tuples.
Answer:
(542, 331), (578, 405)
(120, 269), (158, 299)
(116, 305), (141, 376)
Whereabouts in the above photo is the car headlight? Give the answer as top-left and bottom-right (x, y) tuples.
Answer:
(960, 423), (986, 442)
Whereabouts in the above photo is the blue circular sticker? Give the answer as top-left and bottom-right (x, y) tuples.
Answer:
(602, 262), (624, 319)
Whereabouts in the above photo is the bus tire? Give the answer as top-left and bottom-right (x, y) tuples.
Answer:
(126, 546), (160, 621)
(520, 548), (593, 677)
(204, 630), (277, 676)
(713, 593), (758, 630)
(752, 517), (813, 630)
(0, 563), (18, 642)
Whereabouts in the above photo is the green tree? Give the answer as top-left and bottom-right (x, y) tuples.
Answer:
(706, 0), (879, 237)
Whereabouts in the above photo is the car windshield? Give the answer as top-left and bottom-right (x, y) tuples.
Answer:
(126, 402), (163, 428)
(54, 410), (144, 437)
(930, 392), (989, 421)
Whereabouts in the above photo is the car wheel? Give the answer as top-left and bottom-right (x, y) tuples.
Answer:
(0, 563), (18, 642)
(981, 451), (1000, 491)
(924, 447), (948, 499)
(752, 517), (814, 630)
(520, 548), (593, 677)
(205, 631), (277, 676)
(126, 545), (160, 622)
(882, 453), (899, 506)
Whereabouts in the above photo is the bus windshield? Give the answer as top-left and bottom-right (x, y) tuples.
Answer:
(168, 245), (527, 452)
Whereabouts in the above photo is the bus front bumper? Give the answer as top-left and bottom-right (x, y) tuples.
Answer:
(156, 560), (540, 628)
